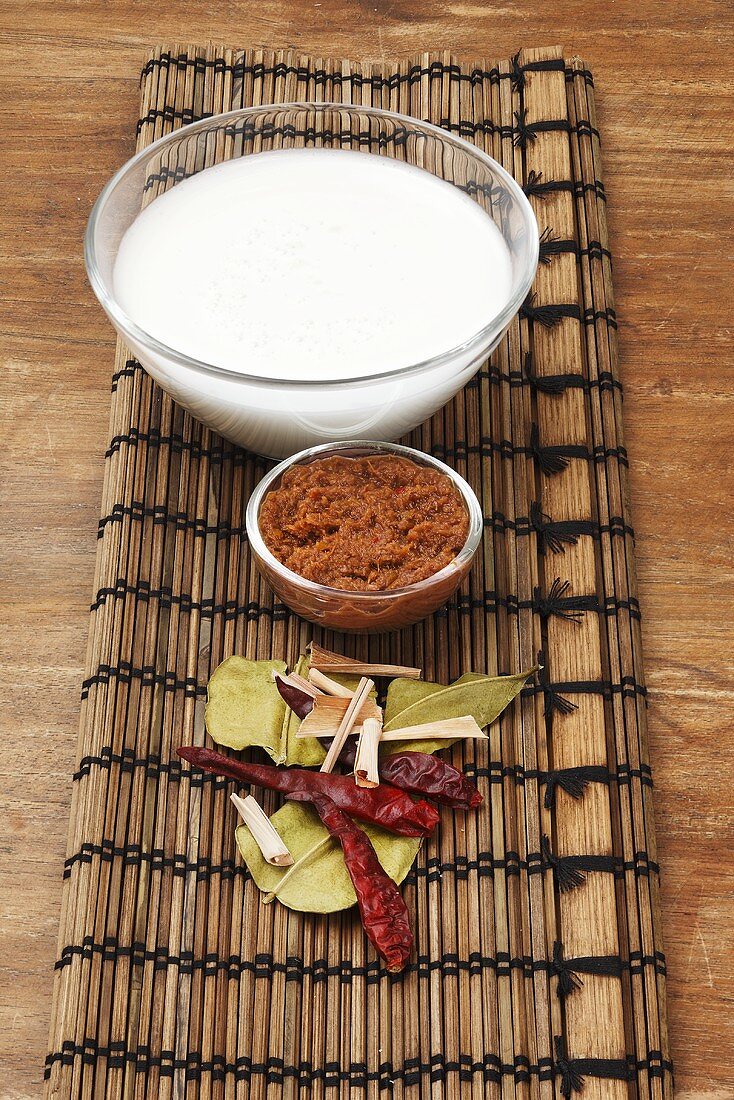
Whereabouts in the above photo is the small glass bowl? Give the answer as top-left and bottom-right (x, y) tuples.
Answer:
(246, 440), (483, 633)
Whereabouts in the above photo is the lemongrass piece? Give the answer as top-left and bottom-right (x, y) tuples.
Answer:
(290, 671), (325, 696)
(270, 669), (322, 699)
(380, 715), (487, 741)
(230, 793), (294, 866)
(308, 668), (355, 698)
(308, 642), (421, 680)
(320, 677), (374, 773)
(354, 716), (383, 788)
(295, 695), (383, 739)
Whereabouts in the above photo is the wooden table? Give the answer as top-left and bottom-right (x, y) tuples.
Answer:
(1, 2), (732, 1096)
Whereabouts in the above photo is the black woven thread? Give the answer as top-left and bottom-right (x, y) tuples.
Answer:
(523, 658), (647, 708)
(82, 656), (650, 706)
(87, 581), (636, 625)
(529, 502), (599, 553)
(513, 108), (571, 148)
(71, 746), (233, 788)
(541, 836), (619, 893)
(529, 423), (589, 476)
(97, 503), (248, 541)
(550, 941), (624, 998)
(43, 1038), (668, 1087)
(149, 111), (598, 150)
(44, 1041), (557, 1085)
(580, 240), (613, 262)
(468, 355), (621, 396)
(96, 501), (632, 548)
(103, 424), (628, 473)
(535, 654), (578, 720)
(105, 428), (241, 463)
(53, 938), (627, 987)
(75, 751), (651, 795)
(584, 305), (618, 329)
(110, 358), (144, 392)
(80, 662), (206, 701)
(60, 835), (657, 886)
(533, 579), (598, 622)
(565, 65), (595, 87)
(542, 765), (611, 808)
(554, 1037), (633, 1097)
(523, 170), (606, 202)
(539, 227), (578, 263)
(89, 580), (289, 623)
(521, 294), (582, 327)
(140, 55), (534, 90)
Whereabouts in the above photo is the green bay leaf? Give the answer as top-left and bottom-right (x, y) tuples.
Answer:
(381, 669), (534, 755)
(205, 656), (287, 760)
(235, 801), (421, 913)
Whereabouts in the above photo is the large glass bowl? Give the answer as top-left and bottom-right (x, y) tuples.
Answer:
(246, 440), (483, 633)
(86, 103), (538, 459)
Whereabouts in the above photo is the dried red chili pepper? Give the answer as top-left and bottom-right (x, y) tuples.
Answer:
(274, 675), (314, 720)
(290, 790), (413, 972)
(177, 746), (439, 837)
(379, 751), (483, 809)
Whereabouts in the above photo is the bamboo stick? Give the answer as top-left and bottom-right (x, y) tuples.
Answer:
(520, 44), (629, 1100)
(567, 58), (671, 1099)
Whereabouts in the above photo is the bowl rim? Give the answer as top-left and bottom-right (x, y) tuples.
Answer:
(85, 101), (539, 388)
(245, 439), (484, 603)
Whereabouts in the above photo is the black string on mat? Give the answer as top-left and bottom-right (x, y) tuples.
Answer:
(523, 169), (607, 203)
(540, 836), (619, 893)
(532, 578), (598, 622)
(529, 422), (589, 476)
(43, 1042), (669, 1087)
(141, 54), (564, 92)
(520, 293), (581, 327)
(529, 501), (599, 553)
(53, 934), (666, 990)
(553, 1037), (632, 1097)
(538, 226), (578, 263)
(550, 940), (624, 999)
(541, 764), (611, 808)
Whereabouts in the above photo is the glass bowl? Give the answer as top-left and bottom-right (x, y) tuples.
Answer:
(86, 103), (538, 460)
(246, 440), (483, 633)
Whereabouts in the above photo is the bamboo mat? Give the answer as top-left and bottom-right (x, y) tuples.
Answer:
(45, 45), (673, 1100)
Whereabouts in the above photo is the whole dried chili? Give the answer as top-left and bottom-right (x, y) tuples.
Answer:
(274, 675), (314, 720)
(290, 790), (413, 972)
(378, 751), (483, 809)
(177, 746), (439, 837)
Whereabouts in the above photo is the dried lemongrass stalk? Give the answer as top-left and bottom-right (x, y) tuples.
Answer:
(308, 642), (421, 679)
(271, 669), (323, 698)
(354, 717), (383, 788)
(295, 694), (383, 739)
(290, 671), (325, 696)
(381, 716), (487, 741)
(230, 793), (294, 866)
(320, 677), (374, 773)
(308, 668), (354, 698)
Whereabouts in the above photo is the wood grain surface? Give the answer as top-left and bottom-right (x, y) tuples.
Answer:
(0, 2), (732, 1098)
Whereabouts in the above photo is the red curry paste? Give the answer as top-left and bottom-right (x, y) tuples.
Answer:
(258, 455), (469, 591)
